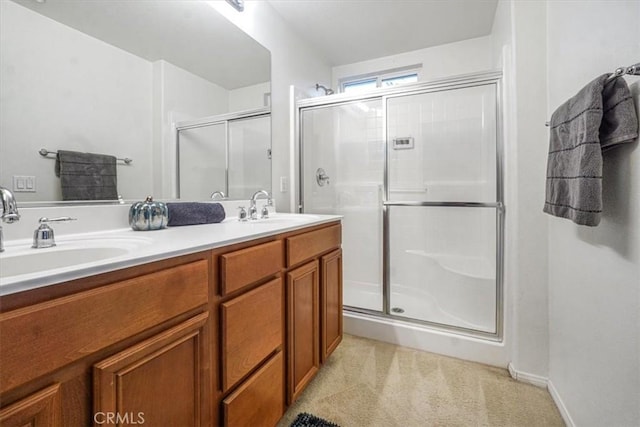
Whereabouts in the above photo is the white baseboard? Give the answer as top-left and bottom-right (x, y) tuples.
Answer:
(548, 379), (576, 427)
(507, 364), (575, 426)
(507, 362), (548, 388)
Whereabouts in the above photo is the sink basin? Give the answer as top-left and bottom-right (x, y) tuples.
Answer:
(0, 236), (152, 279)
(0, 247), (129, 277)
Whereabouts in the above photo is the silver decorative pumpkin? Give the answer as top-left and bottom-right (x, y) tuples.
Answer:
(129, 196), (168, 231)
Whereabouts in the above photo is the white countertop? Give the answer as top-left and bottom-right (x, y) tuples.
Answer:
(0, 213), (341, 296)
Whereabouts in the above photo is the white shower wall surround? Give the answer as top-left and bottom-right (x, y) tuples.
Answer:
(297, 71), (505, 364)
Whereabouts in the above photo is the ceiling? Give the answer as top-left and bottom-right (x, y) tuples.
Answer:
(267, 0), (498, 66)
(12, 0), (270, 90)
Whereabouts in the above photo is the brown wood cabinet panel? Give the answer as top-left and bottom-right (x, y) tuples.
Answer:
(220, 240), (283, 296)
(93, 312), (209, 427)
(286, 261), (320, 404)
(286, 224), (341, 267)
(222, 351), (284, 427)
(0, 383), (62, 427)
(321, 249), (343, 363)
(0, 260), (208, 394)
(221, 278), (283, 392)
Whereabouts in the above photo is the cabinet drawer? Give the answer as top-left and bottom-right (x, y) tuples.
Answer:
(286, 224), (341, 267)
(221, 240), (283, 295)
(0, 260), (208, 394)
(223, 351), (284, 427)
(221, 278), (283, 392)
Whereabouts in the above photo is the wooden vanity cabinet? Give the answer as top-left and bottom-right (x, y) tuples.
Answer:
(0, 220), (342, 427)
(0, 252), (213, 427)
(215, 221), (343, 423)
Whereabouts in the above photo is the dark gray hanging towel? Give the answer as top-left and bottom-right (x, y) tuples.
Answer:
(55, 150), (118, 200)
(544, 74), (638, 226)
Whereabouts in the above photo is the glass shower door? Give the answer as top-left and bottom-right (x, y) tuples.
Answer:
(178, 123), (226, 199)
(228, 115), (271, 199)
(386, 84), (500, 333)
(300, 100), (384, 311)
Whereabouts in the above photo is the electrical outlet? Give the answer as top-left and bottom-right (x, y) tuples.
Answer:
(280, 176), (288, 193)
(12, 175), (36, 192)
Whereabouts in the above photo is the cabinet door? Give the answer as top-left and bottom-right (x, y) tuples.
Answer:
(0, 383), (61, 427)
(286, 261), (320, 404)
(93, 312), (209, 427)
(321, 249), (343, 362)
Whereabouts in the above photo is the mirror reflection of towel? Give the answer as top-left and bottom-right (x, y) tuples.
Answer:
(55, 150), (118, 200)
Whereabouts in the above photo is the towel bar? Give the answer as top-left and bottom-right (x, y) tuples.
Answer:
(545, 62), (640, 126)
(38, 148), (133, 164)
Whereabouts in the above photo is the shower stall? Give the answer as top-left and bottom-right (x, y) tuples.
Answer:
(297, 72), (503, 339)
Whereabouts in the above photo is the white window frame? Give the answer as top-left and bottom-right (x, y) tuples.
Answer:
(339, 65), (421, 93)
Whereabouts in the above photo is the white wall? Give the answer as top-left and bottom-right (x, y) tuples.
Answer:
(210, 0), (333, 212)
(152, 60), (229, 198)
(546, 1), (640, 426)
(332, 36), (493, 89)
(0, 0), (153, 201)
(513, 0), (551, 381)
(229, 81), (271, 112)
(490, 0), (551, 387)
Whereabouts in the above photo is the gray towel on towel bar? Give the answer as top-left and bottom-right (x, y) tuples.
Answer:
(166, 202), (226, 226)
(544, 74), (638, 226)
(55, 150), (118, 201)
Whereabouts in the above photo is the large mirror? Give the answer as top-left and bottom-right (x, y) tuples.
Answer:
(0, 0), (271, 204)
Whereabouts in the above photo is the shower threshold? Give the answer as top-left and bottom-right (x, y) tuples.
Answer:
(343, 305), (501, 342)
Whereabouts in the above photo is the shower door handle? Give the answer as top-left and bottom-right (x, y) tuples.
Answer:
(316, 168), (330, 186)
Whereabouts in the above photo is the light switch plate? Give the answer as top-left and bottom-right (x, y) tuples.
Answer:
(12, 175), (36, 192)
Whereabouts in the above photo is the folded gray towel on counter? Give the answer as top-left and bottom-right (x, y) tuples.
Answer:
(55, 150), (118, 201)
(166, 202), (226, 226)
(544, 74), (638, 226)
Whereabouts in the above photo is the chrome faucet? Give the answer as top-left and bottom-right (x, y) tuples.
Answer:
(249, 190), (272, 220)
(210, 191), (226, 200)
(0, 186), (20, 252)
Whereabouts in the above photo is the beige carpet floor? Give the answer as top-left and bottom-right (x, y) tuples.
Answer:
(278, 334), (564, 427)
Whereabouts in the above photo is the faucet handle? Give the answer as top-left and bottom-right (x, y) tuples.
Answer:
(237, 206), (248, 222)
(32, 217), (77, 249)
(39, 216), (77, 224)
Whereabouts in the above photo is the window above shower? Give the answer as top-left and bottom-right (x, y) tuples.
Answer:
(340, 67), (420, 94)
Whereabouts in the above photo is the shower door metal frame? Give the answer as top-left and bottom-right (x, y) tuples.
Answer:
(296, 71), (504, 341)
